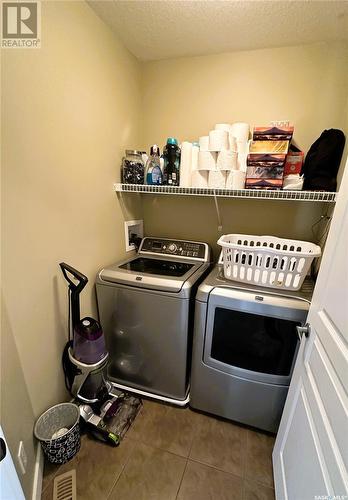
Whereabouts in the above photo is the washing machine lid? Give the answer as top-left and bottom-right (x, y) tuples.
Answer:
(119, 257), (194, 277)
(98, 255), (203, 293)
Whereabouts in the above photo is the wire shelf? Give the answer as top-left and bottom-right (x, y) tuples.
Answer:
(114, 183), (337, 202)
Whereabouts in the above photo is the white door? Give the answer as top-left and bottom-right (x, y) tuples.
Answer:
(273, 160), (348, 500)
(0, 426), (25, 500)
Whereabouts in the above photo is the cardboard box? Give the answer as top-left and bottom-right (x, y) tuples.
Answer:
(246, 166), (284, 180)
(245, 178), (283, 189)
(249, 141), (289, 154)
(247, 154), (286, 168)
(284, 151), (304, 175)
(253, 125), (294, 141)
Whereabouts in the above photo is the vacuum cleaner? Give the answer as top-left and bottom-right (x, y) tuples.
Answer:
(60, 263), (123, 446)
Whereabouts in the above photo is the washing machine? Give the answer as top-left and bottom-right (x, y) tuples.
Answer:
(96, 237), (211, 405)
(190, 262), (313, 432)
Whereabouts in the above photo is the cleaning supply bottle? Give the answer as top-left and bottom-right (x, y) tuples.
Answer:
(145, 145), (163, 185)
(162, 138), (181, 186)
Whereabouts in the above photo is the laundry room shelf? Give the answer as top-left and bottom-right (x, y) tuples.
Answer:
(114, 183), (337, 202)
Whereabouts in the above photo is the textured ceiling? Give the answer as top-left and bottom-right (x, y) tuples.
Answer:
(88, 1), (348, 61)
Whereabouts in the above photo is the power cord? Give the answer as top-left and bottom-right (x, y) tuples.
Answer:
(130, 233), (142, 250)
(311, 213), (332, 245)
(213, 191), (223, 233)
(68, 287), (71, 341)
(62, 286), (75, 394)
(310, 211), (332, 279)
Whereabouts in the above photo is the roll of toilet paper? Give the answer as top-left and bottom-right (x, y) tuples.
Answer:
(142, 153), (149, 166)
(180, 141), (193, 187)
(230, 122), (250, 143)
(191, 170), (208, 188)
(191, 143), (199, 171)
(199, 136), (209, 151)
(229, 135), (237, 152)
(217, 150), (237, 170)
(208, 170), (226, 189)
(236, 139), (250, 154)
(198, 151), (217, 170)
(214, 124), (238, 151)
(215, 123), (231, 133)
(237, 152), (248, 172)
(209, 129), (229, 151)
(226, 170), (246, 190)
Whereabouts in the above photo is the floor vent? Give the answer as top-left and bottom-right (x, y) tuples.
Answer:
(53, 469), (76, 500)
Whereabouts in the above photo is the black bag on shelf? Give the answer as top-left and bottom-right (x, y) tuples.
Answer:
(302, 129), (345, 191)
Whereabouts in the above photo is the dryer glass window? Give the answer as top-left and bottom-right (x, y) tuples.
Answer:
(211, 308), (299, 376)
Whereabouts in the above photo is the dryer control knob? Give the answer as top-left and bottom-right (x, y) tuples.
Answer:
(168, 243), (177, 253)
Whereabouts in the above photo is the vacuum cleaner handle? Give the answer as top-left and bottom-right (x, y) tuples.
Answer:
(60, 262), (89, 333)
(59, 262), (88, 293)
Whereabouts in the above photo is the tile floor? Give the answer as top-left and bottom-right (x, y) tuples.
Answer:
(41, 400), (275, 500)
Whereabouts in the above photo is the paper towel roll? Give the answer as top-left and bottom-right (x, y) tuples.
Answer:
(237, 153), (248, 172)
(191, 170), (208, 188)
(180, 141), (192, 187)
(215, 123), (231, 133)
(209, 129), (229, 151)
(226, 170), (246, 190)
(199, 136), (209, 151)
(191, 144), (199, 171)
(208, 170), (226, 189)
(198, 151), (217, 170)
(230, 122), (250, 143)
(217, 150), (237, 170)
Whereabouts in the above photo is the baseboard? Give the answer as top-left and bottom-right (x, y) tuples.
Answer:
(31, 443), (43, 500)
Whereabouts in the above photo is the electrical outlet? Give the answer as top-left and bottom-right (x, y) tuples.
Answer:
(124, 220), (143, 252)
(17, 441), (27, 474)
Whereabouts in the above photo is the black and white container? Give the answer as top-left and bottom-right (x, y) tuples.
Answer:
(34, 402), (80, 464)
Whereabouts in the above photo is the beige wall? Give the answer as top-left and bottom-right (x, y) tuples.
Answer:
(141, 41), (348, 151)
(1, 296), (37, 498)
(142, 196), (329, 260)
(141, 42), (348, 256)
(2, 8), (348, 497)
(1, 2), (142, 496)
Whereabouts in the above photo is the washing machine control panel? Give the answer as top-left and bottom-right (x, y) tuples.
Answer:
(140, 238), (206, 259)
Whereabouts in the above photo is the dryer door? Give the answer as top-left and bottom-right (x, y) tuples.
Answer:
(203, 288), (309, 385)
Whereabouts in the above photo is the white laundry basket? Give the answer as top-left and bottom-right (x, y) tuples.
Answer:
(217, 234), (321, 291)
